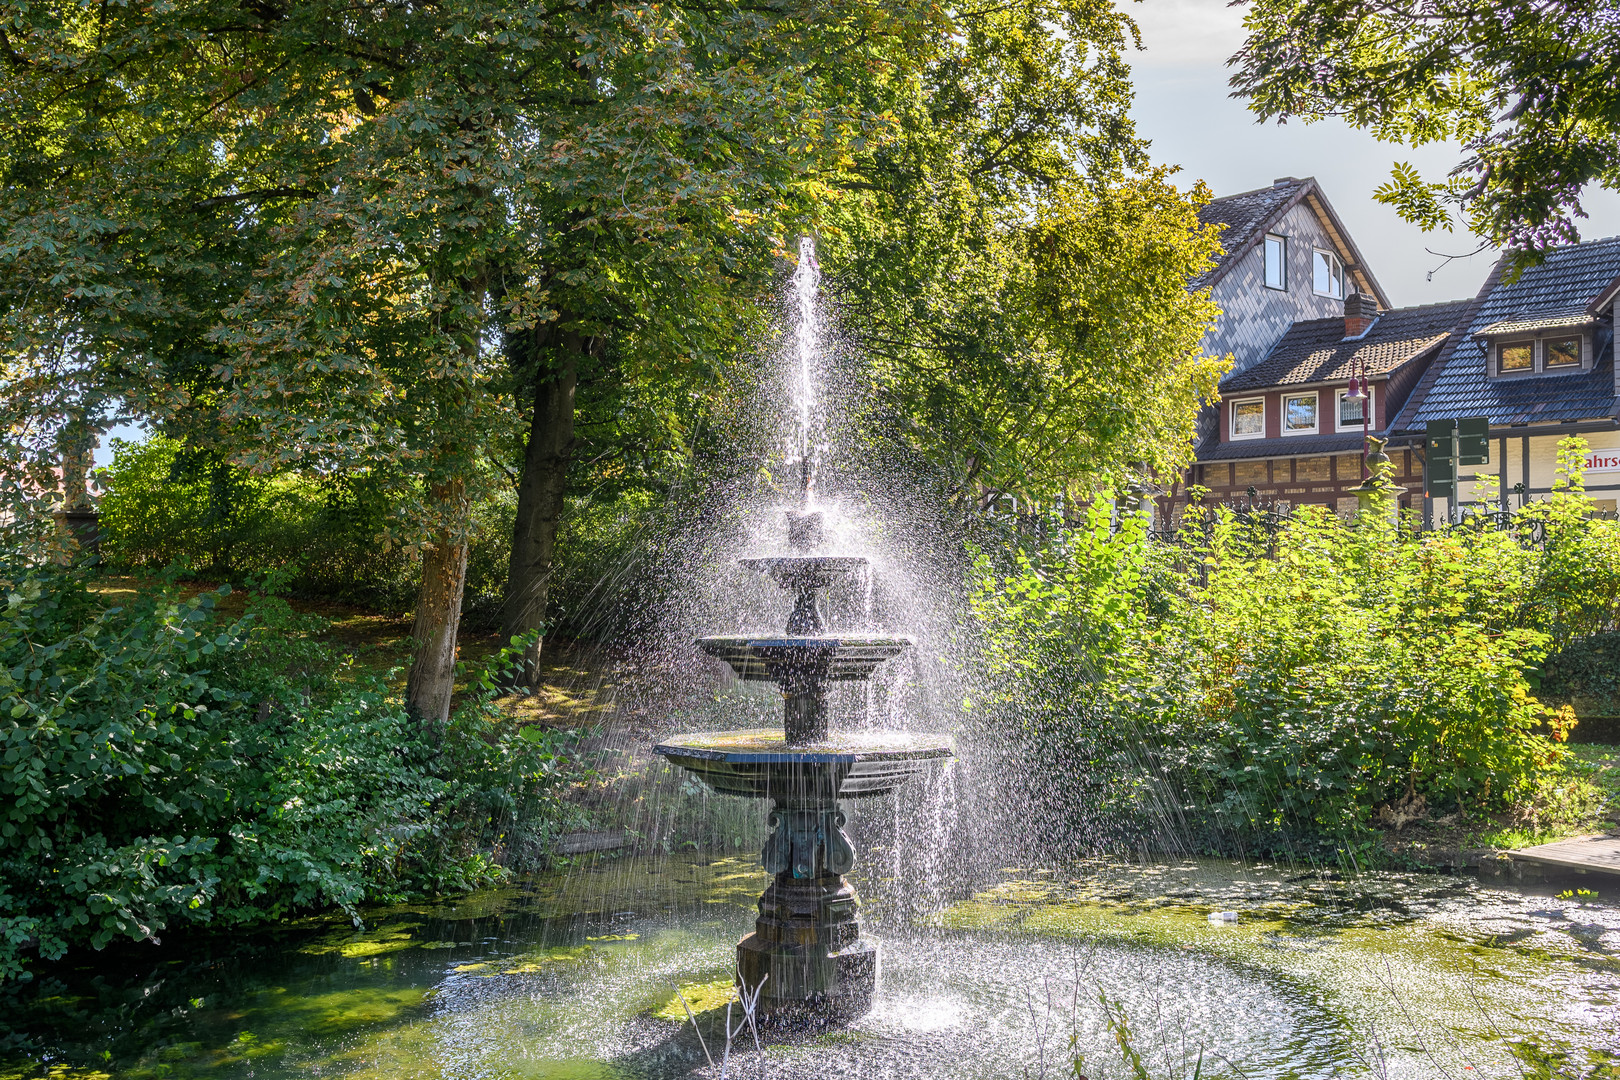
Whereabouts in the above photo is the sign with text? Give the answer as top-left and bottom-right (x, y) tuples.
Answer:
(1583, 448), (1620, 473)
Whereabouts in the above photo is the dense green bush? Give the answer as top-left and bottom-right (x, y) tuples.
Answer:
(98, 437), (519, 615)
(0, 560), (582, 982)
(1542, 632), (1620, 719)
(98, 437), (662, 632)
(972, 439), (1615, 856)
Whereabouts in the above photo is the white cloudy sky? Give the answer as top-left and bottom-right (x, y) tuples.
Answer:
(1127, 0), (1620, 307)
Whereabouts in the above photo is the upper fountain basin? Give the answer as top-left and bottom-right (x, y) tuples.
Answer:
(739, 556), (866, 589)
(699, 635), (909, 682)
(652, 728), (954, 800)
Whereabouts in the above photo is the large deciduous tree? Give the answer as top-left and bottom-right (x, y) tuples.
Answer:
(822, 0), (1228, 508)
(0, 0), (943, 712)
(1229, 0), (1620, 258)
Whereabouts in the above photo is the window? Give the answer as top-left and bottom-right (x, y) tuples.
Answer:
(1231, 399), (1265, 438)
(1263, 235), (1286, 290)
(1546, 336), (1581, 368)
(1497, 342), (1533, 373)
(1313, 249), (1344, 298)
(1283, 393), (1318, 434)
(1337, 386), (1373, 429)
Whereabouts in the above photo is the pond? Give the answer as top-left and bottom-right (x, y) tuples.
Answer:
(3, 853), (1616, 1080)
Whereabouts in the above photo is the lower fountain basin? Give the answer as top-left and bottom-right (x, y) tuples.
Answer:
(653, 728), (953, 800)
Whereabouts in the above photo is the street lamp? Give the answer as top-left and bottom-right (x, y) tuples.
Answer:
(1346, 361), (1371, 478)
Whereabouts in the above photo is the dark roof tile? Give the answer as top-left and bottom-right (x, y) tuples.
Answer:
(1221, 300), (1470, 392)
(1406, 237), (1620, 428)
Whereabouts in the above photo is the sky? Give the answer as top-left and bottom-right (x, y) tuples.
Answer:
(1126, 0), (1620, 309)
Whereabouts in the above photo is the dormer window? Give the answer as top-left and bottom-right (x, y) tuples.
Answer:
(1480, 313), (1594, 378)
(1313, 249), (1344, 299)
(1497, 342), (1533, 373)
(1264, 235), (1286, 290)
(1546, 337), (1581, 368)
(1283, 392), (1319, 434)
(1337, 385), (1373, 429)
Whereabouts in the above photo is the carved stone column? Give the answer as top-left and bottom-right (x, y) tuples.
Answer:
(737, 799), (876, 1022)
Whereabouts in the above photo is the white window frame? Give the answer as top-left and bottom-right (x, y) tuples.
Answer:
(1230, 397), (1266, 440)
(1263, 235), (1287, 290)
(1312, 248), (1345, 299)
(1335, 385), (1374, 432)
(1282, 392), (1319, 436)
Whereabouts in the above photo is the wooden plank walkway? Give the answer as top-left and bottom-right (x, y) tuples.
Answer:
(1507, 834), (1620, 877)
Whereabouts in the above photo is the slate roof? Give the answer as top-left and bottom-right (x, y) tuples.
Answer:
(1192, 177), (1390, 305)
(1193, 180), (1309, 289)
(1222, 300), (1469, 393)
(1199, 433), (1369, 462)
(1405, 237), (1620, 428)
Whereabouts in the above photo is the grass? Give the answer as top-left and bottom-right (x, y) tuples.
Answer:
(1568, 742), (1620, 807)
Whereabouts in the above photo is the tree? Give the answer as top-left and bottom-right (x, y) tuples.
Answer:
(0, 0), (946, 714)
(821, 0), (1228, 508)
(1229, 0), (1620, 259)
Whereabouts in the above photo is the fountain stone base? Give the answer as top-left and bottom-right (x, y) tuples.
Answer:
(737, 871), (877, 1023)
(653, 728), (952, 1023)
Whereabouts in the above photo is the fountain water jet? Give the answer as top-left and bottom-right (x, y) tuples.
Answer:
(653, 237), (953, 1023)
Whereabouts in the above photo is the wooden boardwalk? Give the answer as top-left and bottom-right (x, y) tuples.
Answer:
(1508, 834), (1620, 877)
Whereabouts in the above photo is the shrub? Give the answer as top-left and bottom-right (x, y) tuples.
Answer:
(0, 560), (582, 982)
(1541, 631), (1620, 718)
(96, 437), (513, 615)
(971, 439), (1615, 856)
(97, 437), (664, 634)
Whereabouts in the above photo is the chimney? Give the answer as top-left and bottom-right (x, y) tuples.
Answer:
(1273, 176), (1297, 187)
(1344, 292), (1379, 338)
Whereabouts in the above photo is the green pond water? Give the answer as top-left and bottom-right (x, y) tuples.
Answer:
(2, 854), (1616, 1080)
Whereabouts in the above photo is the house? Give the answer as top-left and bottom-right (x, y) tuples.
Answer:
(1195, 177), (1390, 375)
(1182, 296), (1470, 514)
(1392, 237), (1620, 523)
(1154, 176), (1467, 520)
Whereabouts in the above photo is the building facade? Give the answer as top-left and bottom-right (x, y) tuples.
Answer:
(1394, 237), (1620, 522)
(1196, 177), (1389, 375)
(1186, 297), (1468, 514)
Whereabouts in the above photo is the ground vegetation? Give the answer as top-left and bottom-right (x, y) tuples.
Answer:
(972, 439), (1618, 860)
(0, 540), (581, 983)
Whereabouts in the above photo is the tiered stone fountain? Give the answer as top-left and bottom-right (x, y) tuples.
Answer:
(654, 507), (952, 1022)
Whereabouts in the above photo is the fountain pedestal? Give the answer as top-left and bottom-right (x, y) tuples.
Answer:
(738, 870), (876, 1022)
(654, 727), (952, 1023)
(655, 554), (951, 1023)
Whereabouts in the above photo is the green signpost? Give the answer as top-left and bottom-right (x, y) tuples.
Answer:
(1458, 416), (1490, 466)
(1427, 420), (1456, 502)
(1425, 416), (1490, 509)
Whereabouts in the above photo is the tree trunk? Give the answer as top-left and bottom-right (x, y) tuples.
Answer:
(407, 479), (471, 727)
(499, 336), (583, 688)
